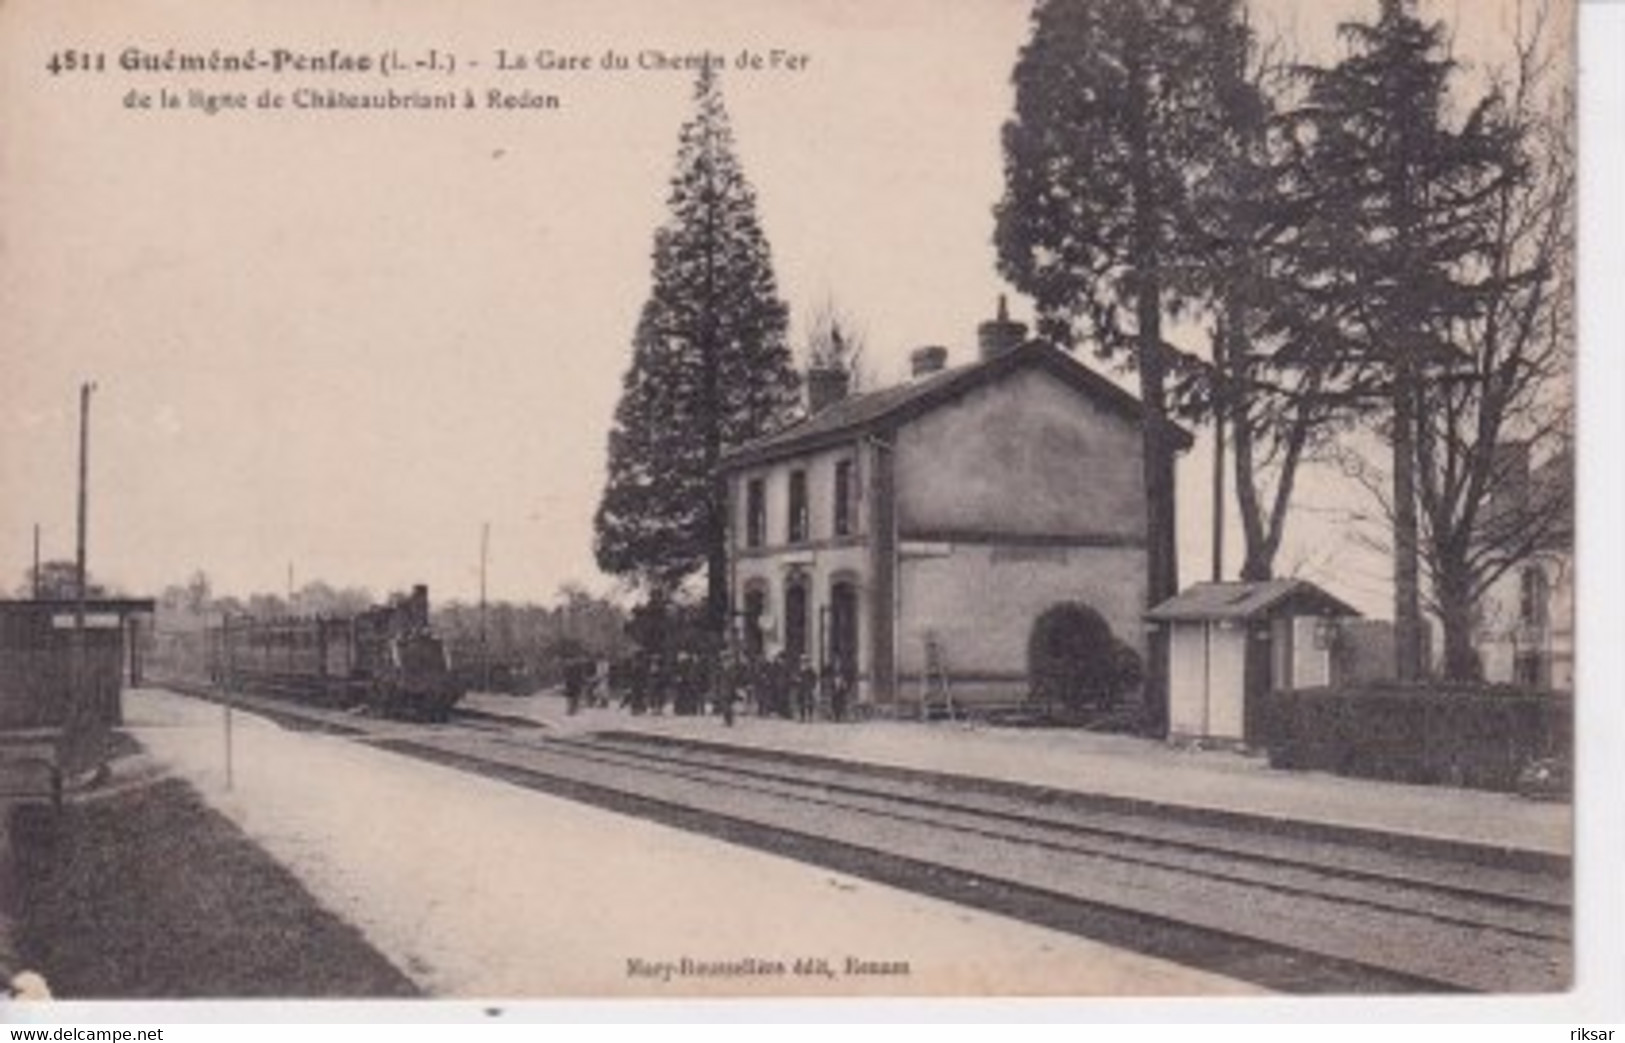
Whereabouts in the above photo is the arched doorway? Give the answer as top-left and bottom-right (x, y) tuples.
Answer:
(828, 578), (859, 681)
(784, 574), (809, 664)
(741, 583), (767, 659)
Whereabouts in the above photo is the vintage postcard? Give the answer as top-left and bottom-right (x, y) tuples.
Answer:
(0, 0), (1616, 1024)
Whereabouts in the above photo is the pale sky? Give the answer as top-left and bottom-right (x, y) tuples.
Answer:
(0, 0), (1569, 613)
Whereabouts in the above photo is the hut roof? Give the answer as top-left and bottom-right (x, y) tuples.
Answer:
(1145, 580), (1359, 623)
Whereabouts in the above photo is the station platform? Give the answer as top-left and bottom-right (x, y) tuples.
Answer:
(0, 688), (1582, 1001)
(461, 690), (1573, 859)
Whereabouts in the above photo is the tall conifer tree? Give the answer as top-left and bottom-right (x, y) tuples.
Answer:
(995, 0), (1253, 734)
(595, 66), (799, 629)
(1290, 0), (1517, 680)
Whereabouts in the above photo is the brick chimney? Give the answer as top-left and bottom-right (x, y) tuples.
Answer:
(977, 295), (1028, 361)
(806, 365), (851, 413)
(910, 345), (949, 378)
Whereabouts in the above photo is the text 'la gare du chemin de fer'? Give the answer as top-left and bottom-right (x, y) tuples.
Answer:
(50, 45), (813, 77)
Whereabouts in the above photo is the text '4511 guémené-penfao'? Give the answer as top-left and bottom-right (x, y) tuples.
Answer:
(48, 48), (382, 76)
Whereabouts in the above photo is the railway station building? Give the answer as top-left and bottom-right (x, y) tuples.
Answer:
(719, 301), (1191, 716)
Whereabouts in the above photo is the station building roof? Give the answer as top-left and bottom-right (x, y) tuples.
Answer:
(721, 339), (1194, 471)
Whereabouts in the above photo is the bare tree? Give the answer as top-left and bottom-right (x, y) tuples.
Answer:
(1288, 0), (1523, 681)
(1322, 11), (1575, 685)
(802, 294), (870, 392)
(1414, 5), (1575, 680)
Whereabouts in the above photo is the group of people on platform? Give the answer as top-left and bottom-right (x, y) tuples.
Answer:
(716, 648), (857, 725)
(562, 646), (856, 725)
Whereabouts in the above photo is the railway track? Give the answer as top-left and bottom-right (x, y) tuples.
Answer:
(146, 681), (1572, 994)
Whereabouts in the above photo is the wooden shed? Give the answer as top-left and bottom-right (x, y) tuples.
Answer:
(0, 598), (154, 802)
(1146, 580), (1359, 746)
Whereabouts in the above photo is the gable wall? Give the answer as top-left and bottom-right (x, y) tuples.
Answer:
(892, 366), (1146, 538)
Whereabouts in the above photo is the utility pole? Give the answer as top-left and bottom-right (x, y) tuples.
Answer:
(480, 522), (490, 693)
(76, 383), (93, 606)
(1212, 414), (1225, 583)
(1211, 323), (1226, 585)
(72, 381), (97, 762)
(32, 523), (40, 599)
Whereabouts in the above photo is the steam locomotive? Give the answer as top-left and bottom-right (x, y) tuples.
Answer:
(209, 585), (464, 721)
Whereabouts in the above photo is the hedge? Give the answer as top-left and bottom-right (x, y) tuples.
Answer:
(1260, 683), (1571, 794)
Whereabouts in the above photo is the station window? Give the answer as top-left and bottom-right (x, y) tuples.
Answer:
(746, 478), (766, 548)
(788, 469), (809, 544)
(833, 459), (854, 537)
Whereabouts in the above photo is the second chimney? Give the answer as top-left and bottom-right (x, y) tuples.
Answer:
(910, 345), (948, 378)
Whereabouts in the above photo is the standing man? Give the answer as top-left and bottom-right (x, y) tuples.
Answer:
(795, 655), (816, 722)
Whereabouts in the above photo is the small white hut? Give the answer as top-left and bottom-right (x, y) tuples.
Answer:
(1146, 580), (1359, 746)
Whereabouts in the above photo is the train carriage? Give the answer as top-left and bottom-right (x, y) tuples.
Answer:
(211, 585), (463, 721)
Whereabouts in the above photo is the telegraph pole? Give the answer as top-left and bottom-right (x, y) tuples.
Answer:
(72, 381), (97, 763)
(1212, 415), (1225, 583)
(76, 382), (93, 608)
(479, 522), (490, 692)
(1211, 325), (1226, 584)
(32, 523), (41, 599)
